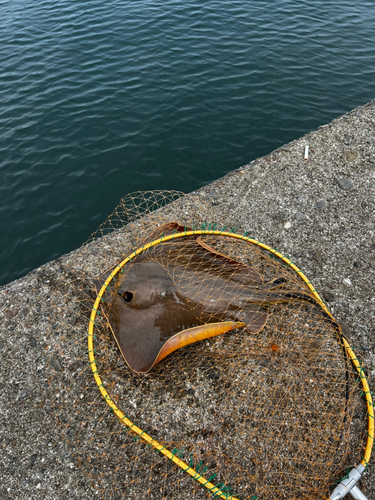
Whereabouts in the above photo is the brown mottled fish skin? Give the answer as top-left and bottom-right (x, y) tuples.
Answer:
(100, 223), (322, 373)
(108, 259), (245, 373)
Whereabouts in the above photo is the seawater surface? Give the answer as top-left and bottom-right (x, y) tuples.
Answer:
(1, 0), (375, 285)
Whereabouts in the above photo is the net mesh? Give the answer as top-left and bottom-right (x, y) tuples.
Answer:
(47, 191), (368, 500)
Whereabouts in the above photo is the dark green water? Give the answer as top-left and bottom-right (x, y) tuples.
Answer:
(1, 0), (374, 285)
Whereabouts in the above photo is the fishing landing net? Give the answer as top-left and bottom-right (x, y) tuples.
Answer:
(48, 191), (373, 500)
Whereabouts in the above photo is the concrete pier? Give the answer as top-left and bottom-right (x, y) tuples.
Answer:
(1, 100), (374, 499)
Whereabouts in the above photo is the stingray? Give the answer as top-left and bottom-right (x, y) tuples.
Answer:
(96, 223), (323, 373)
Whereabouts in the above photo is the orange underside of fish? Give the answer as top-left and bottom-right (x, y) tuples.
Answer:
(146, 321), (246, 374)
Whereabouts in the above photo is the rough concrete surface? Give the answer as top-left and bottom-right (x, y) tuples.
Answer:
(0, 100), (374, 499)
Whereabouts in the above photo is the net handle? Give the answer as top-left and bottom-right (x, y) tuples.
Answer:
(87, 230), (373, 497)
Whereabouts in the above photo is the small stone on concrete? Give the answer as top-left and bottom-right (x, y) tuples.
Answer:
(29, 337), (37, 347)
(313, 251), (324, 264)
(334, 177), (353, 191)
(18, 388), (30, 400)
(337, 319), (351, 337)
(25, 374), (36, 387)
(30, 410), (45, 422)
(323, 290), (336, 302)
(207, 367), (220, 380)
(5, 308), (19, 320)
(295, 212), (308, 221)
(258, 357), (269, 367)
(314, 201), (325, 209)
(343, 151), (358, 161)
(50, 356), (63, 372)
(284, 221), (292, 229)
(342, 278), (352, 286)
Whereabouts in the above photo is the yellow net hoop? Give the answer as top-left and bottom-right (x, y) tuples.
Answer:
(87, 229), (374, 499)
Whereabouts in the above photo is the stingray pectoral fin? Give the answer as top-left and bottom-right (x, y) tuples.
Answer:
(239, 306), (269, 334)
(266, 277), (288, 289)
(196, 236), (261, 283)
(151, 321), (245, 370)
(262, 290), (319, 307)
(145, 222), (193, 243)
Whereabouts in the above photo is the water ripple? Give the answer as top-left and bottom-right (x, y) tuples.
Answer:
(0, 0), (375, 284)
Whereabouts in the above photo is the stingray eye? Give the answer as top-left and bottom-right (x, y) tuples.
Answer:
(122, 291), (133, 303)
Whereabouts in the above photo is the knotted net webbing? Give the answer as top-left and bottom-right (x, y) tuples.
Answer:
(48, 191), (371, 500)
